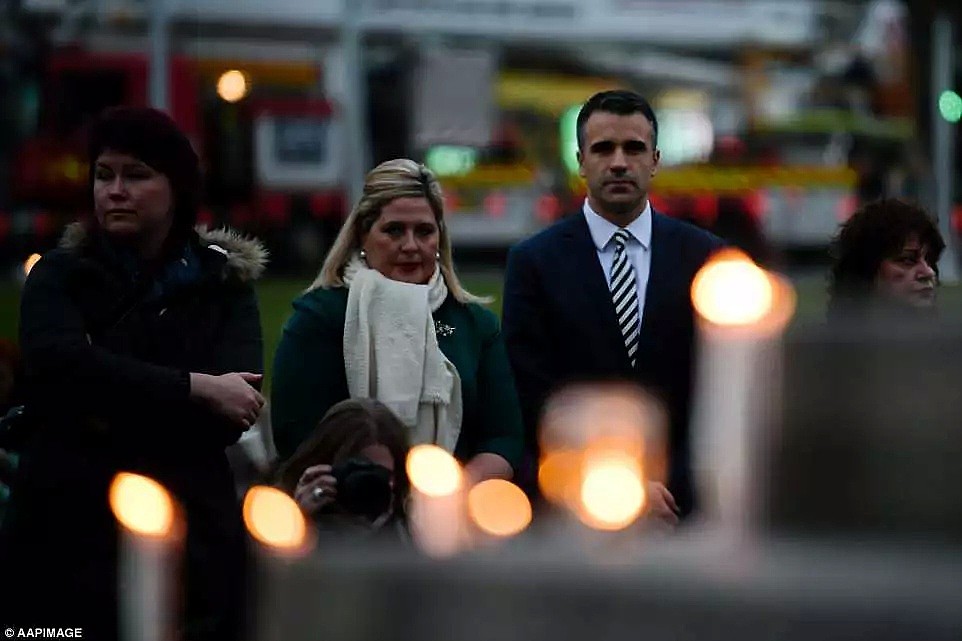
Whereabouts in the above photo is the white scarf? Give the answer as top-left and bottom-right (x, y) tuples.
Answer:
(342, 254), (462, 453)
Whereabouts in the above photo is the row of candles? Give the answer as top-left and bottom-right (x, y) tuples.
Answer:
(107, 445), (534, 640)
(108, 247), (795, 639)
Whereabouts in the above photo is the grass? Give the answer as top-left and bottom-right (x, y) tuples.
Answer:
(3, 271), (962, 393)
(0, 272), (507, 394)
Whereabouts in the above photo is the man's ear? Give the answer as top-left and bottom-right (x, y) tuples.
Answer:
(577, 150), (585, 178)
(651, 148), (661, 177)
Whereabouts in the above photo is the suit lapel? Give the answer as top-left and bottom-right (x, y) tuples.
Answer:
(561, 213), (632, 370)
(638, 211), (677, 350)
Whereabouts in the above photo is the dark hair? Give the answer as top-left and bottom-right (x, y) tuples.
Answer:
(828, 198), (945, 313)
(576, 90), (659, 151)
(275, 399), (411, 517)
(87, 106), (202, 245)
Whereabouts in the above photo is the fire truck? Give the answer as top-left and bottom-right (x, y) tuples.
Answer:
(4, 44), (345, 272)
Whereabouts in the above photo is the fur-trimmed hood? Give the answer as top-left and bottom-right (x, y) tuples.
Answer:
(58, 222), (269, 282)
(196, 226), (269, 282)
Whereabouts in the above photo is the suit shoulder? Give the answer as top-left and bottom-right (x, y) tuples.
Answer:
(513, 214), (579, 252)
(656, 213), (725, 251)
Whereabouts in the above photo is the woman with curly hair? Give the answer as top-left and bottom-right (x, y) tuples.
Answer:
(828, 198), (945, 319)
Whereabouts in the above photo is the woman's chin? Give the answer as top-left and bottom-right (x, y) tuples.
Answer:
(390, 268), (428, 284)
(102, 221), (141, 239)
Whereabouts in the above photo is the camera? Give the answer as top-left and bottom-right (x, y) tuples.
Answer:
(331, 458), (393, 522)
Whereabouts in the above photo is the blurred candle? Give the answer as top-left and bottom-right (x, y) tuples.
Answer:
(406, 444), (466, 557)
(578, 449), (646, 531)
(538, 384), (666, 532)
(243, 485), (312, 641)
(690, 249), (795, 537)
(467, 479), (532, 541)
(243, 485), (310, 555)
(109, 472), (182, 641)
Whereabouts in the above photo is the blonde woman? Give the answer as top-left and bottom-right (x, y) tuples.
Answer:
(271, 159), (522, 483)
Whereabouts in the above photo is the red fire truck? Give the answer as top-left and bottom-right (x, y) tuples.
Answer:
(5, 45), (346, 272)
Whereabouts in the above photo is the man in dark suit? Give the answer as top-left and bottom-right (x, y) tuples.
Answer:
(503, 90), (724, 520)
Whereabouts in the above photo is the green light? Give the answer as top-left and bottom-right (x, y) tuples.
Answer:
(560, 104), (581, 175)
(939, 90), (962, 123)
(424, 146), (478, 177)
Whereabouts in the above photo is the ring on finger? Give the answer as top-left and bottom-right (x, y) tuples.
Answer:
(312, 487), (325, 500)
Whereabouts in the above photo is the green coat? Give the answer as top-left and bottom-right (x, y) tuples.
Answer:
(271, 286), (524, 468)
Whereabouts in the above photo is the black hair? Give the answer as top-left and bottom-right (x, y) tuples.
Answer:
(87, 106), (202, 245)
(828, 198), (945, 314)
(576, 90), (659, 151)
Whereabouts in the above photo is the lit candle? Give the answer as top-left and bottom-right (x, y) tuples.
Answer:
(689, 249), (795, 538)
(242, 486), (310, 555)
(242, 485), (312, 641)
(406, 444), (466, 557)
(577, 448), (646, 531)
(108, 472), (183, 641)
(537, 384), (664, 535)
(466, 479), (532, 544)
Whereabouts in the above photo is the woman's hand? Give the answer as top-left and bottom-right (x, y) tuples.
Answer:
(293, 464), (338, 515)
(189, 372), (265, 430)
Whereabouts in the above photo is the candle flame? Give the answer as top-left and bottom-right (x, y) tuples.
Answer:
(406, 445), (462, 497)
(242, 486), (308, 553)
(578, 451), (646, 531)
(109, 472), (175, 538)
(467, 480), (532, 538)
(691, 249), (773, 326)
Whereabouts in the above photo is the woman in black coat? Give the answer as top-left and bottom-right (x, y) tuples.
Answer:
(0, 106), (267, 640)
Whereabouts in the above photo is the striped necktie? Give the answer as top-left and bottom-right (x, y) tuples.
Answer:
(610, 228), (639, 368)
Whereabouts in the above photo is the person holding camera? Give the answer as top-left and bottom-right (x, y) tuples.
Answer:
(0, 107), (266, 640)
(271, 159), (524, 484)
(276, 399), (410, 539)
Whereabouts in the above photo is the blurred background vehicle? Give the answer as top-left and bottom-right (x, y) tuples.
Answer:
(2, 0), (962, 381)
(1, 0), (959, 274)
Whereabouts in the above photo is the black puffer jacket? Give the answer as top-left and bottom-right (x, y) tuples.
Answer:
(1, 222), (267, 640)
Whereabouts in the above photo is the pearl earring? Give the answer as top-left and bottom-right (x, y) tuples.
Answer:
(435, 251), (441, 260)
(359, 249), (368, 264)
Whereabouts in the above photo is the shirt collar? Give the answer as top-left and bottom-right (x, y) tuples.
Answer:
(582, 198), (652, 251)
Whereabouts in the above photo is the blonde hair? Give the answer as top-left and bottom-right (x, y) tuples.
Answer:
(308, 158), (491, 305)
